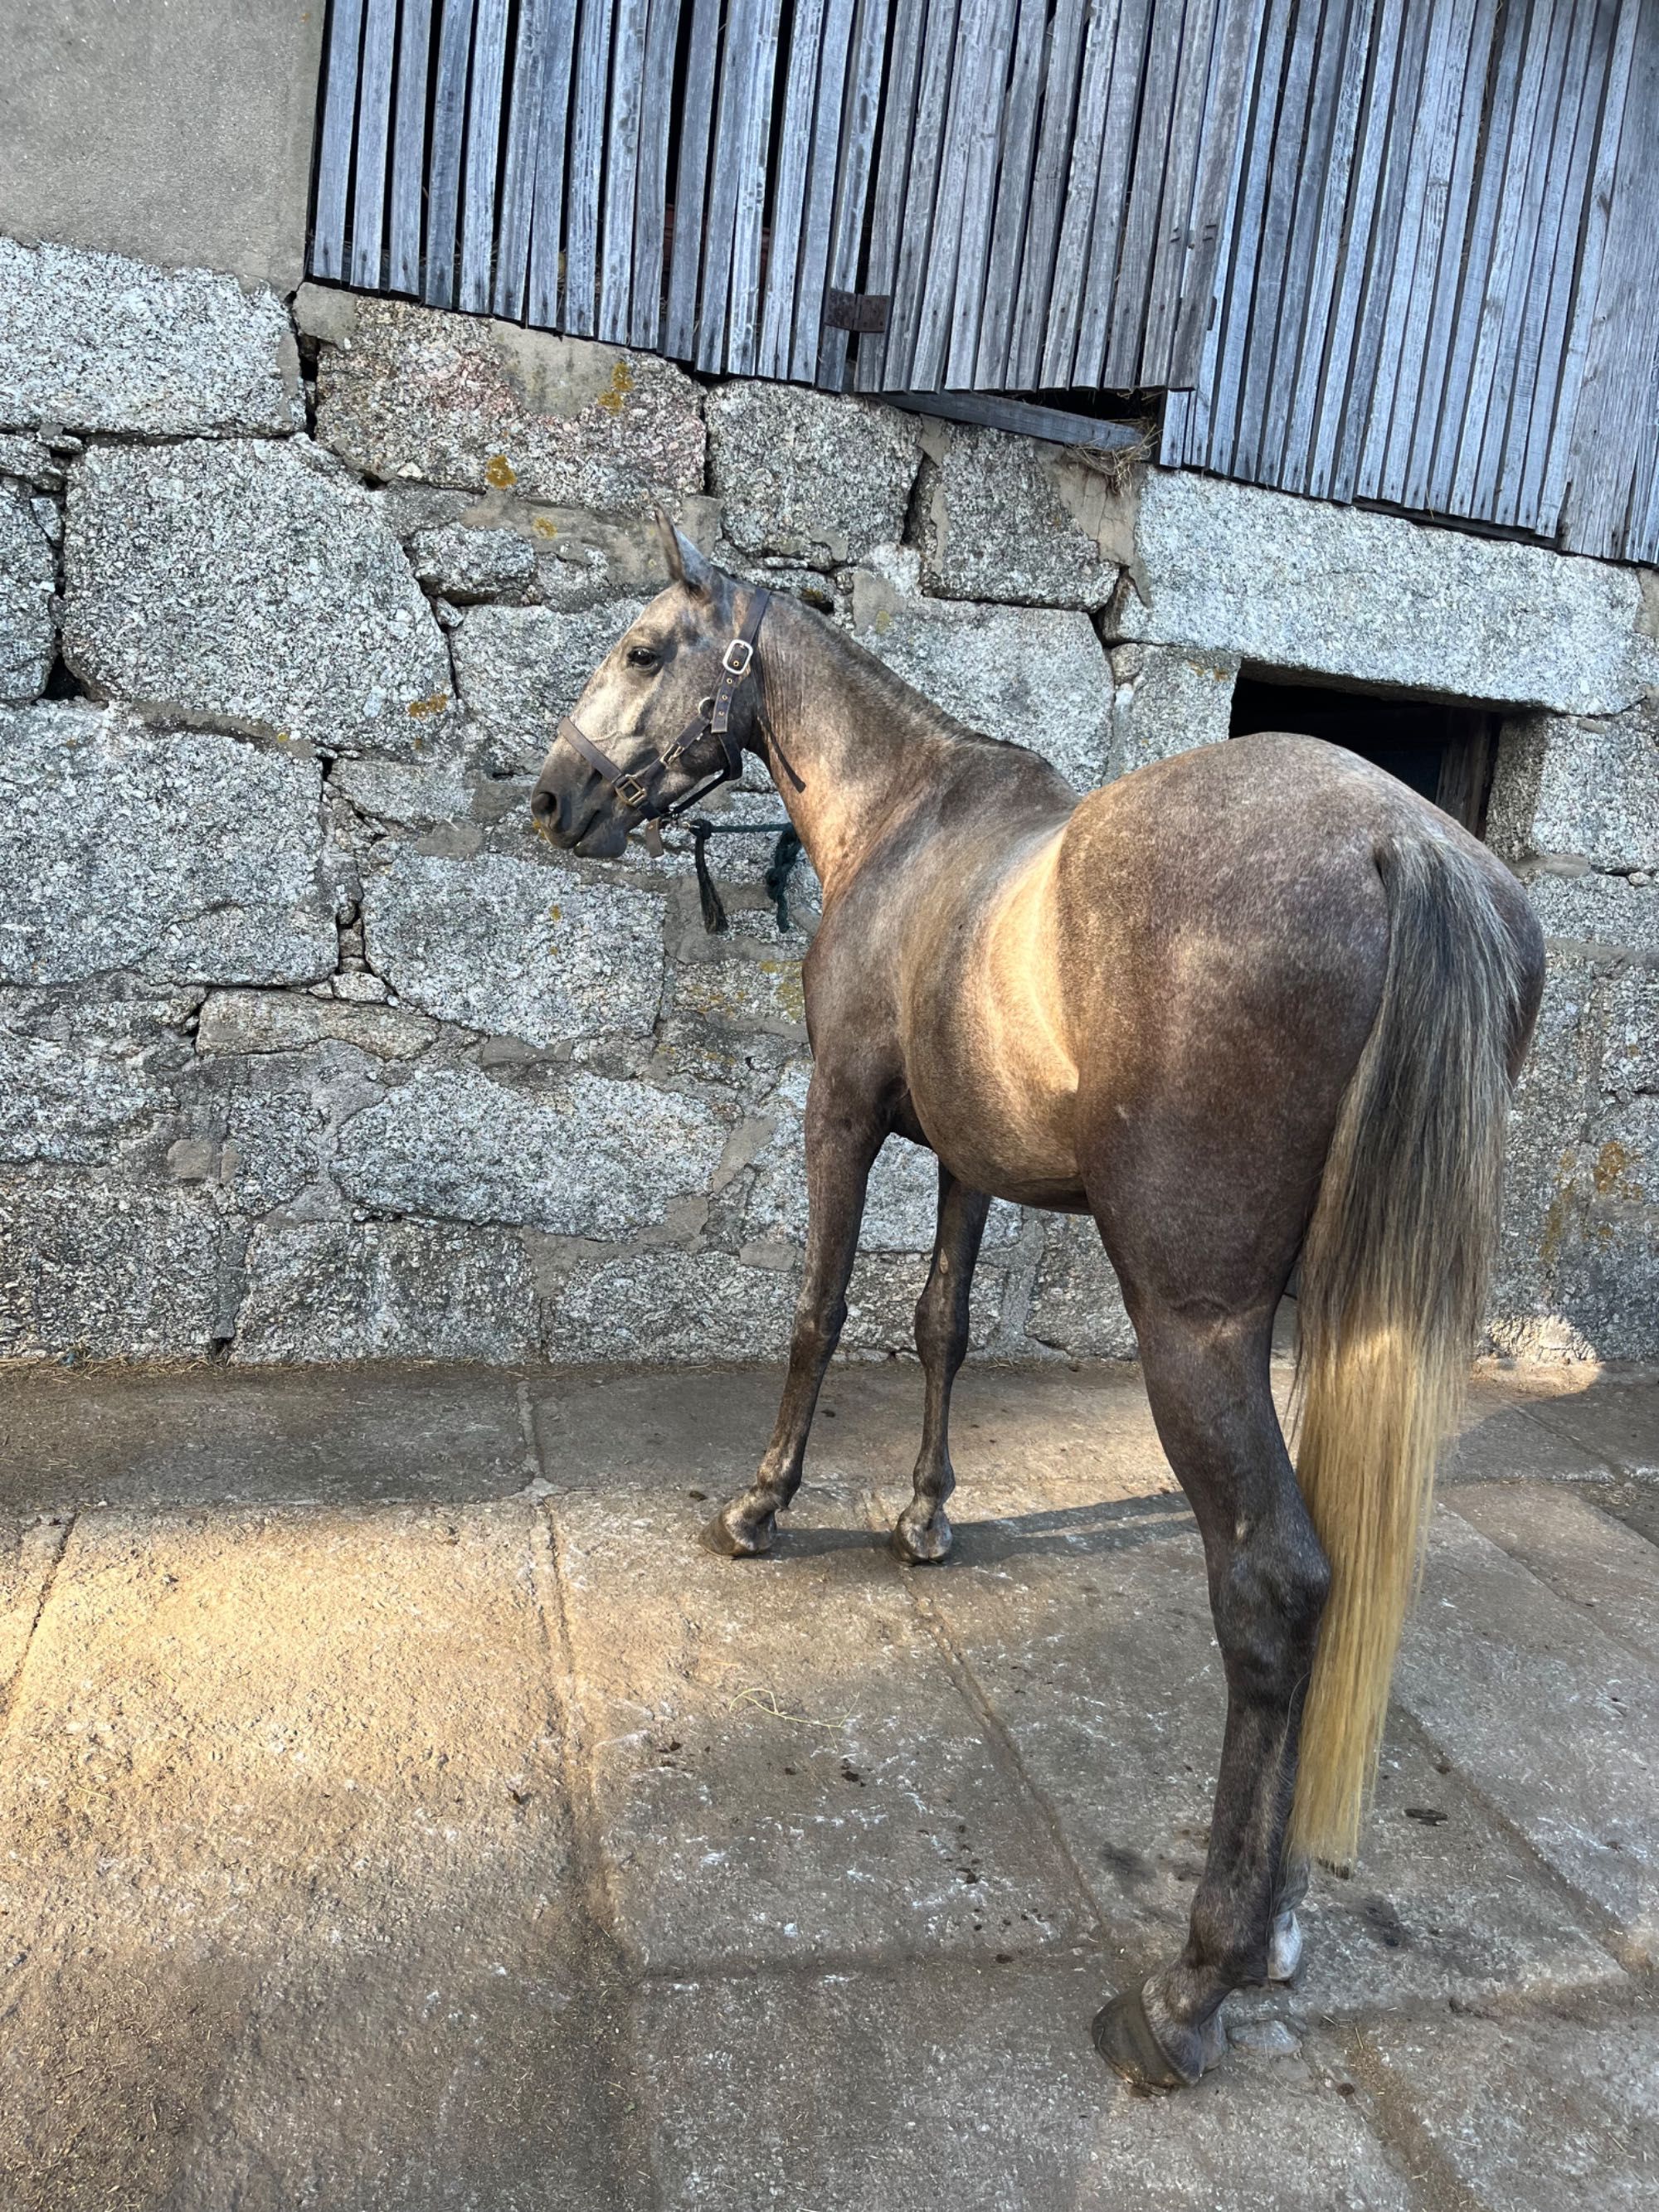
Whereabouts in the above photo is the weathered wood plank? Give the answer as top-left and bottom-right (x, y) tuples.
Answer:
(1228, 0), (1321, 479)
(724, 0), (786, 372)
(693, 0), (752, 367)
(1202, 0), (1297, 476)
(791, 0), (859, 381)
(1007, 0), (1090, 389)
(1102, 0), (1197, 386)
(1447, 0), (1564, 515)
(349, 0), (397, 288)
(819, 0), (889, 386)
(883, 0), (965, 391)
(887, 387), (1147, 449)
(1355, 0), (1481, 501)
(460, 0), (510, 311)
(908, 0), (1017, 391)
(759, 0), (830, 379)
(940, 0), (1021, 390)
(494, 0), (548, 318)
(972, 0), (1048, 386)
(1134, 0), (1222, 384)
(851, 0), (933, 391)
(597, 0), (650, 341)
(389, 0), (435, 295)
(526, 0), (581, 326)
(1536, 0), (1642, 536)
(630, 0), (684, 349)
(663, 0), (722, 357)
(1165, 0), (1268, 385)
(563, 0), (616, 336)
(423, 0), (477, 308)
(312, 0), (366, 281)
(1504, 0), (1627, 531)
(1039, 0), (1125, 388)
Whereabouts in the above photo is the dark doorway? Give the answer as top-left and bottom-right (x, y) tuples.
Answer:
(1228, 673), (1500, 834)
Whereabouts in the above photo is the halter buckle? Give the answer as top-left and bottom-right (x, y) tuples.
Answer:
(722, 638), (754, 677)
(613, 768), (652, 810)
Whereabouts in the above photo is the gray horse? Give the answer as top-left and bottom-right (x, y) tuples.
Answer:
(531, 523), (1544, 2089)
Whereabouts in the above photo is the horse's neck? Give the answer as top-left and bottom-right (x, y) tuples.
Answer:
(752, 606), (953, 898)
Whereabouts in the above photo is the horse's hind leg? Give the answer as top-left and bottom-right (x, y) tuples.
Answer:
(706, 1073), (884, 1558)
(1092, 1292), (1328, 2088)
(893, 1166), (990, 1564)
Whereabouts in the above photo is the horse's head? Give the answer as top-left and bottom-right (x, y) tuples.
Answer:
(530, 518), (765, 858)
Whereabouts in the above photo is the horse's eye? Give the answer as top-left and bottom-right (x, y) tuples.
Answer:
(626, 644), (660, 670)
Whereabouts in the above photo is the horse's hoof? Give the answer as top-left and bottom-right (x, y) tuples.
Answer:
(1092, 1985), (1222, 2091)
(1267, 1907), (1303, 1985)
(703, 1501), (776, 1558)
(893, 1506), (952, 1565)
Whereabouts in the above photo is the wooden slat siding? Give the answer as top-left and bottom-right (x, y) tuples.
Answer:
(597, 0), (650, 340)
(940, 0), (1023, 389)
(1422, 0), (1529, 513)
(563, 0), (616, 337)
(1039, 0), (1126, 388)
(693, 0), (752, 368)
(1228, 0), (1321, 479)
(1535, 0), (1642, 534)
(629, 0), (684, 349)
(1352, 0), (1477, 499)
(661, 0), (722, 357)
(526, 0), (581, 325)
(389, 0), (435, 294)
(1074, 0), (1159, 387)
(312, 0), (366, 280)
(1007, 0), (1091, 388)
(817, 0), (889, 387)
(1134, 0), (1222, 382)
(1447, 0), (1568, 517)
(724, 0), (786, 372)
(349, 0), (397, 288)
(1399, 0), (1499, 510)
(1264, 0), (1371, 489)
(791, 0), (859, 382)
(971, 0), (1047, 385)
(1166, 0), (1270, 382)
(460, 0), (510, 310)
(1561, 0), (1659, 556)
(1302, 0), (1404, 498)
(1326, 0), (1433, 502)
(1494, 0), (1613, 529)
(909, 0), (1014, 391)
(494, 0), (549, 318)
(423, 0), (476, 309)
(881, 0), (965, 391)
(758, 0), (830, 379)
(1199, 0), (1297, 473)
(1373, 0), (1488, 507)
(1102, 0), (1200, 385)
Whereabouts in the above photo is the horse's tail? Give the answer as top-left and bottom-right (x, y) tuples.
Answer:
(1289, 832), (1534, 1869)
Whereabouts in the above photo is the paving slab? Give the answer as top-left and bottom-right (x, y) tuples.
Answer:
(635, 1957), (1414, 2212)
(1452, 1480), (1659, 1662)
(0, 1498), (638, 2211)
(0, 1510), (63, 1696)
(0, 1362), (532, 1514)
(868, 1469), (1620, 2018)
(1396, 1505), (1658, 1955)
(543, 1473), (1090, 1973)
(1358, 2001), (1659, 2212)
(1442, 1396), (1618, 1485)
(1519, 1373), (1659, 1477)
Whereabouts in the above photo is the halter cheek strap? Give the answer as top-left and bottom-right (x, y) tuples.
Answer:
(554, 588), (771, 823)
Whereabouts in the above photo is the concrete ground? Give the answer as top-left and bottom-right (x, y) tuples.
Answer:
(0, 1357), (1654, 2211)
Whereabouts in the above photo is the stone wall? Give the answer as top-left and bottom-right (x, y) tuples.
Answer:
(0, 238), (1654, 1366)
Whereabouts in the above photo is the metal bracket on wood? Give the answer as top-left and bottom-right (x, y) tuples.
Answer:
(824, 290), (891, 333)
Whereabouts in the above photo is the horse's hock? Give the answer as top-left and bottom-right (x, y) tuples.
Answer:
(0, 236), (1655, 1368)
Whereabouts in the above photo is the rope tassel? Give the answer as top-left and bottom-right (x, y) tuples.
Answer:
(675, 818), (801, 936)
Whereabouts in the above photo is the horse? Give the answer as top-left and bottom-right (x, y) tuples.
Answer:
(529, 518), (1545, 2089)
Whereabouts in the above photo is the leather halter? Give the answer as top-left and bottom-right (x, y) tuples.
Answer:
(553, 588), (771, 822)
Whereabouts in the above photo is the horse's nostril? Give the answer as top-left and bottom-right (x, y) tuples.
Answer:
(529, 784), (558, 824)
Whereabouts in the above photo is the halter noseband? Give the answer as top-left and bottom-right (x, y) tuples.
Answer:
(553, 588), (771, 823)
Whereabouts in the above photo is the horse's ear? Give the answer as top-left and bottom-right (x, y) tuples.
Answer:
(654, 507), (713, 598)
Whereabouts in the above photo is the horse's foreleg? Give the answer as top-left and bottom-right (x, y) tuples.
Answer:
(1092, 1301), (1328, 2088)
(893, 1165), (990, 1564)
(706, 1079), (883, 1558)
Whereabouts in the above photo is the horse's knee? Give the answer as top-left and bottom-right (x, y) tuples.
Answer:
(1213, 1529), (1330, 1705)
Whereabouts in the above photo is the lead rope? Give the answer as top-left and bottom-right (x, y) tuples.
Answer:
(674, 819), (803, 935)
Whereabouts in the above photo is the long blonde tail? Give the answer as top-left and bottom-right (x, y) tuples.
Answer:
(1290, 834), (1527, 1869)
